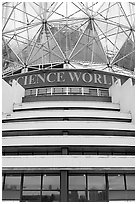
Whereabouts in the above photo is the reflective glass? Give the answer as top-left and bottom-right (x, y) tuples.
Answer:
(22, 191), (41, 202)
(69, 175), (86, 190)
(23, 175), (41, 190)
(42, 175), (60, 190)
(4, 175), (21, 190)
(126, 175), (135, 190)
(88, 176), (106, 190)
(68, 191), (86, 202)
(88, 190), (107, 202)
(42, 191), (60, 202)
(3, 190), (20, 200)
(38, 88), (47, 95)
(108, 175), (125, 190)
(3, 175), (21, 200)
(68, 87), (82, 95)
(89, 88), (97, 96)
(100, 89), (109, 97)
(83, 87), (90, 95)
(109, 190), (135, 200)
(53, 87), (66, 95)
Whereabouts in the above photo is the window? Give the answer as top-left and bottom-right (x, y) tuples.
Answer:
(87, 175), (106, 202)
(69, 175), (86, 190)
(38, 88), (47, 95)
(99, 89), (109, 97)
(83, 87), (90, 95)
(109, 190), (135, 200)
(68, 175), (86, 202)
(68, 87), (82, 95)
(25, 89), (31, 96)
(126, 175), (135, 190)
(42, 175), (60, 202)
(42, 191), (60, 202)
(38, 88), (51, 96)
(22, 191), (41, 202)
(108, 174), (126, 201)
(89, 88), (97, 96)
(108, 175), (125, 190)
(68, 191), (86, 202)
(23, 175), (41, 190)
(88, 175), (106, 190)
(88, 190), (107, 202)
(22, 174), (41, 202)
(30, 89), (36, 96)
(2, 173), (135, 202)
(3, 175), (21, 200)
(42, 175), (60, 190)
(53, 87), (66, 95)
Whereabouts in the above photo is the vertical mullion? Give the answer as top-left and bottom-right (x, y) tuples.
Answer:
(36, 88), (38, 96)
(86, 174), (88, 201)
(61, 170), (68, 202)
(66, 87), (68, 95)
(2, 173), (6, 191)
(20, 173), (24, 202)
(105, 173), (109, 202)
(124, 174), (127, 190)
(51, 87), (53, 95)
(40, 174), (43, 201)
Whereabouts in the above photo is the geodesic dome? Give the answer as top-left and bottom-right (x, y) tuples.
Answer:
(2, 2), (135, 76)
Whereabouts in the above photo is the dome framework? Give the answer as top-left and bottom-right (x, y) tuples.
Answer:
(2, 2), (135, 76)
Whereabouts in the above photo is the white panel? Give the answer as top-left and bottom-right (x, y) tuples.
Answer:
(2, 79), (13, 114)
(13, 101), (120, 111)
(3, 109), (131, 120)
(109, 79), (135, 123)
(2, 155), (135, 168)
(2, 135), (135, 147)
(2, 121), (135, 131)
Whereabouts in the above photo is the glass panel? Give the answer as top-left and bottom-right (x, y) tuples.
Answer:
(23, 175), (41, 190)
(30, 89), (36, 96)
(22, 191), (40, 202)
(100, 89), (109, 96)
(2, 190), (20, 200)
(42, 175), (60, 190)
(68, 87), (81, 95)
(4, 175), (21, 190)
(68, 191), (86, 202)
(126, 175), (135, 190)
(83, 87), (90, 95)
(88, 190), (107, 202)
(69, 175), (86, 190)
(53, 87), (66, 95)
(42, 191), (60, 202)
(25, 89), (31, 96)
(109, 190), (135, 200)
(89, 88), (97, 96)
(38, 88), (47, 95)
(108, 175), (125, 190)
(88, 176), (106, 190)
(3, 175), (21, 200)
(46, 88), (51, 95)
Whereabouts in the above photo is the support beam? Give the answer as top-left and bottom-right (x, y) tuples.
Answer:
(61, 170), (68, 202)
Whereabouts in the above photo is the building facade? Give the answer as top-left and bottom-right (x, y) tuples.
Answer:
(2, 68), (135, 202)
(2, 2), (135, 202)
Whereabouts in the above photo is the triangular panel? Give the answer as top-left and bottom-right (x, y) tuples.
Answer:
(112, 37), (135, 71)
(70, 21), (107, 64)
